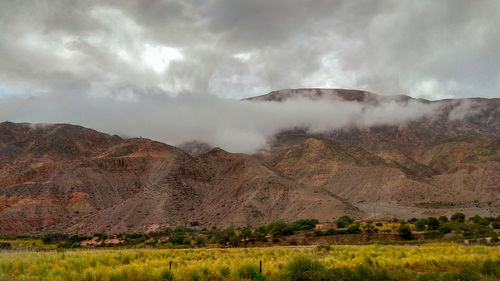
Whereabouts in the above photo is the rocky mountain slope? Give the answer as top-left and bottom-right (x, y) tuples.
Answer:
(251, 89), (500, 219)
(0, 122), (359, 234)
(0, 89), (499, 234)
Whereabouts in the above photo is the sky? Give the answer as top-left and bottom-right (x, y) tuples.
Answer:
(0, 0), (499, 151)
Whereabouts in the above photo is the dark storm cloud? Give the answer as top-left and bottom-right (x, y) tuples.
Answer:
(0, 0), (499, 151)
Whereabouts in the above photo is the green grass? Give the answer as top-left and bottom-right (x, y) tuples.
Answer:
(0, 243), (499, 280)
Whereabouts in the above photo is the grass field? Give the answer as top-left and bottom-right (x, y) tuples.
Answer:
(0, 243), (499, 280)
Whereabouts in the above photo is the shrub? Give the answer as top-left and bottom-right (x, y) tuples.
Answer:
(194, 237), (206, 247)
(414, 220), (426, 231)
(451, 212), (465, 223)
(58, 241), (80, 248)
(438, 216), (449, 223)
(229, 235), (240, 246)
(239, 227), (252, 240)
(347, 224), (362, 234)
(42, 233), (68, 244)
(217, 265), (230, 278)
(280, 255), (328, 281)
(336, 216), (354, 228)
(492, 234), (499, 243)
(470, 215), (482, 224)
(480, 259), (500, 277)
(443, 268), (480, 281)
(125, 233), (142, 240)
(423, 230), (443, 239)
(291, 219), (319, 231)
(0, 242), (11, 249)
(159, 269), (174, 281)
(236, 262), (265, 280)
(375, 222), (383, 227)
(438, 224), (452, 234)
(172, 233), (187, 245)
(267, 221), (294, 238)
(426, 217), (439, 230)
(398, 225), (414, 240)
(188, 266), (215, 281)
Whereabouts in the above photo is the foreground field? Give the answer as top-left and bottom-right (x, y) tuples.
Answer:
(0, 244), (499, 280)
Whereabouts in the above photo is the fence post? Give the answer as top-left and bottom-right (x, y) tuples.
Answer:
(169, 261), (172, 271)
(259, 260), (262, 274)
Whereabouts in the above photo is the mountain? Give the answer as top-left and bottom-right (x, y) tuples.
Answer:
(252, 89), (500, 218)
(0, 122), (360, 234)
(0, 89), (499, 234)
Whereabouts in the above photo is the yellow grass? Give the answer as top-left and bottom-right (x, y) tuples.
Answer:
(0, 243), (498, 280)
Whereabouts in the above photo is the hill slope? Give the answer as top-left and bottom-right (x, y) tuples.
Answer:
(0, 89), (499, 234)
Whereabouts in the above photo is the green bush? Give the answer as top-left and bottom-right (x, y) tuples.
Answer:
(42, 233), (68, 244)
(442, 268), (480, 281)
(438, 224), (452, 234)
(347, 224), (362, 234)
(414, 220), (426, 231)
(426, 217), (439, 230)
(194, 237), (206, 247)
(239, 227), (252, 240)
(188, 266), (215, 281)
(267, 221), (294, 238)
(480, 259), (500, 277)
(398, 225), (414, 240)
(291, 219), (319, 231)
(229, 235), (240, 246)
(451, 212), (465, 223)
(336, 216), (354, 228)
(438, 216), (449, 223)
(280, 255), (328, 281)
(470, 215), (482, 224)
(236, 262), (265, 280)
(160, 269), (174, 281)
(172, 233), (187, 245)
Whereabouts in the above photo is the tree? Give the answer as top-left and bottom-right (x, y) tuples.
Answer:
(398, 225), (414, 240)
(347, 224), (362, 234)
(451, 212), (466, 223)
(239, 227), (252, 240)
(194, 237), (206, 247)
(336, 216), (354, 228)
(470, 215), (482, 224)
(438, 216), (449, 223)
(229, 235), (240, 246)
(172, 233), (186, 245)
(427, 217), (440, 230)
(291, 219), (319, 231)
(438, 224), (452, 234)
(267, 221), (294, 238)
(414, 220), (426, 231)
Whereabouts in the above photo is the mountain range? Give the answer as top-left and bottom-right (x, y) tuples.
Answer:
(1, 89), (499, 234)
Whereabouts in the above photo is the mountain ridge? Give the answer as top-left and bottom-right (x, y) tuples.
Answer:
(0, 88), (499, 234)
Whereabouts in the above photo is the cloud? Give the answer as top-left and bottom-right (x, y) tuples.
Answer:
(0, 0), (498, 151)
(0, 92), (443, 153)
(0, 0), (499, 101)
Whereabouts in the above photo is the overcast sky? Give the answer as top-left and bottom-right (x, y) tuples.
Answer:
(0, 1), (499, 151)
(1, 0), (499, 101)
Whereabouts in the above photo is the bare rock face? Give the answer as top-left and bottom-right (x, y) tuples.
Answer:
(0, 88), (499, 234)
